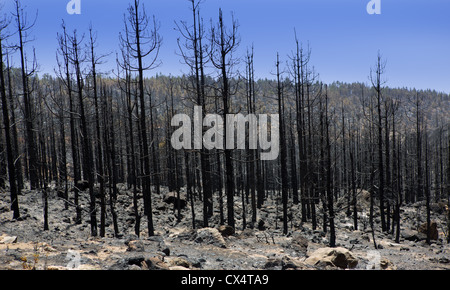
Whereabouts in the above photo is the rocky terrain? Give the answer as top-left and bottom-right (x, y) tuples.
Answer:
(1, 183), (449, 270)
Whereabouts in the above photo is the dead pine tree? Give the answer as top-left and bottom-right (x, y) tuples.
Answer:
(5, 51), (24, 191)
(424, 124), (431, 245)
(319, 85), (327, 232)
(88, 25), (107, 237)
(0, 17), (20, 219)
(148, 90), (160, 199)
(275, 53), (289, 235)
(360, 77), (378, 248)
(389, 98), (402, 243)
(370, 51), (387, 232)
(37, 84), (49, 230)
(447, 134), (450, 244)
(117, 47), (141, 236)
(245, 46), (259, 226)
(102, 83), (120, 237)
(349, 120), (358, 231)
(210, 8), (240, 229)
(384, 97), (392, 231)
(163, 76), (182, 222)
(414, 92), (425, 205)
(323, 85), (336, 247)
(67, 29), (98, 237)
(56, 21), (82, 224)
(175, 0), (213, 227)
(119, 0), (162, 236)
(289, 31), (309, 223)
(13, 0), (40, 190)
(52, 81), (68, 210)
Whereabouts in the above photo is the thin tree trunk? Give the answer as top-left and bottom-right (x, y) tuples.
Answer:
(0, 33), (21, 219)
(72, 30), (97, 236)
(6, 54), (24, 190)
(14, 0), (39, 190)
(276, 54), (288, 235)
(325, 86), (336, 247)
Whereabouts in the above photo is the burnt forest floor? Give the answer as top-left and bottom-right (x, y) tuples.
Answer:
(1, 183), (449, 270)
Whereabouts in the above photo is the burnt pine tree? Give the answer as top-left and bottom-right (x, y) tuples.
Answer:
(370, 51), (387, 232)
(275, 53), (289, 235)
(349, 119), (358, 231)
(163, 76), (182, 221)
(88, 25), (107, 237)
(0, 17), (20, 219)
(290, 32), (309, 223)
(447, 134), (450, 244)
(414, 93), (424, 204)
(389, 97), (402, 242)
(384, 97), (392, 230)
(424, 124), (431, 244)
(56, 21), (82, 224)
(67, 29), (98, 237)
(360, 76), (378, 248)
(117, 46), (141, 236)
(119, 0), (162, 236)
(53, 80), (68, 210)
(148, 89), (160, 199)
(5, 52), (24, 191)
(175, 0), (213, 227)
(102, 83), (120, 237)
(319, 85), (327, 232)
(13, 0), (40, 189)
(37, 81), (49, 230)
(324, 86), (336, 247)
(210, 8), (240, 229)
(245, 46), (259, 226)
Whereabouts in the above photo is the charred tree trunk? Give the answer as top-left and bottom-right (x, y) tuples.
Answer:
(276, 54), (288, 235)
(424, 126), (431, 245)
(246, 47), (258, 226)
(370, 52), (387, 232)
(324, 86), (336, 247)
(57, 22), (82, 224)
(14, 0), (39, 190)
(6, 54), (23, 191)
(103, 85), (120, 237)
(210, 8), (239, 229)
(0, 24), (21, 219)
(89, 27), (107, 237)
(120, 0), (161, 236)
(70, 30), (98, 237)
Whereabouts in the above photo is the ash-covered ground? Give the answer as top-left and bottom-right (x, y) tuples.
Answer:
(1, 183), (449, 270)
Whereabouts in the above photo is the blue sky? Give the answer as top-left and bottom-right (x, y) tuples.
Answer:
(2, 0), (450, 93)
